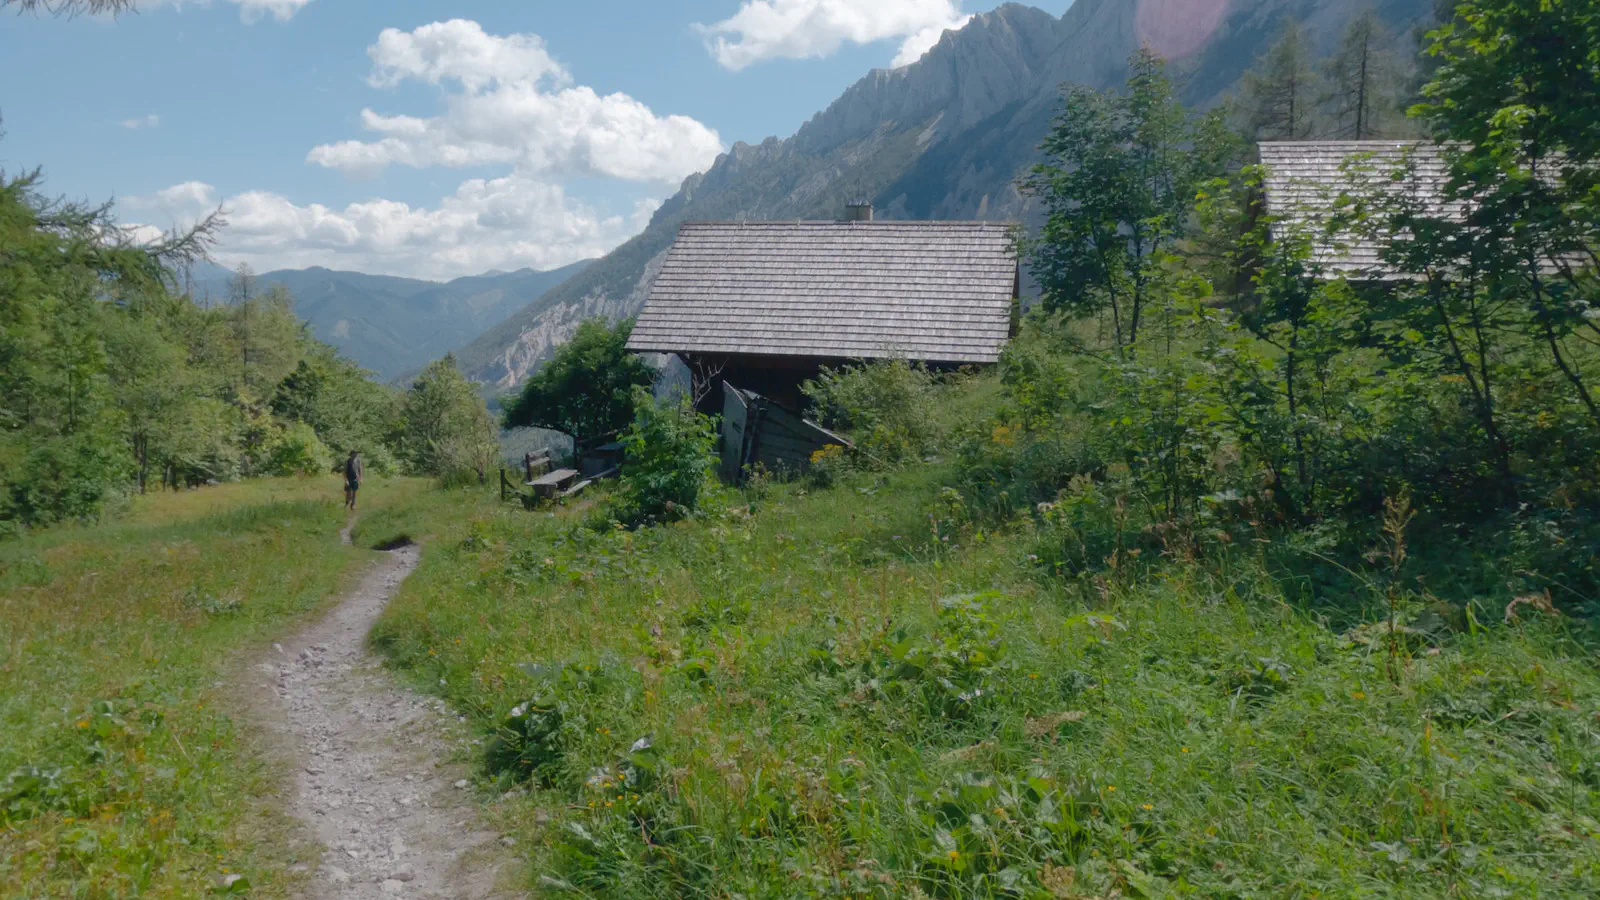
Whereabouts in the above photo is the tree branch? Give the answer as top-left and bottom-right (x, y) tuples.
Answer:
(5, 0), (135, 17)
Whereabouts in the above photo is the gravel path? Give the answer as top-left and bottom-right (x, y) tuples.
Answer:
(245, 524), (517, 899)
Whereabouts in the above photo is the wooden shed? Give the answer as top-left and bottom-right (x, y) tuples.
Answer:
(626, 214), (1021, 408)
(719, 382), (851, 482)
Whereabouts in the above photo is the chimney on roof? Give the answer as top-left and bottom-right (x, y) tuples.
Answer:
(844, 201), (874, 222)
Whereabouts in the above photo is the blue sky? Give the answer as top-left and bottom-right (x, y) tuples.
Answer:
(0, 0), (1072, 279)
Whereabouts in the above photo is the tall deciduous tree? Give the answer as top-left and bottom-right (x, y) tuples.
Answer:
(502, 318), (655, 447)
(1026, 49), (1236, 357)
(1241, 25), (1318, 141)
(271, 350), (400, 464)
(1412, 0), (1600, 429)
(1, 162), (223, 521)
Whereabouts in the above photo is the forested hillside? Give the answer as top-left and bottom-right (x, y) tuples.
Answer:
(0, 171), (503, 532)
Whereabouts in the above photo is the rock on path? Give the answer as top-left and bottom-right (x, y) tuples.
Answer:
(247, 527), (516, 899)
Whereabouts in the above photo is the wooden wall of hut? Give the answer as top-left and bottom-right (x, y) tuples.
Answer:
(719, 381), (850, 483)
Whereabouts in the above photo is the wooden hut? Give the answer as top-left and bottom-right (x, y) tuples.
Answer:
(625, 211), (1021, 408)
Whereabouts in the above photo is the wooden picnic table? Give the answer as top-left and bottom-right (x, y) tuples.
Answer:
(530, 468), (580, 499)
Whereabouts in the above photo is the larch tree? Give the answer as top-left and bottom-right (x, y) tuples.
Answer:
(1241, 24), (1318, 141)
(4, 0), (134, 15)
(1322, 8), (1399, 139)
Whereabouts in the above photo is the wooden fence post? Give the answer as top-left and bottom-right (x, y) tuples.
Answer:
(500, 467), (507, 502)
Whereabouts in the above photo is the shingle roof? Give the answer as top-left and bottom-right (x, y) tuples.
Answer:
(1258, 141), (1465, 280)
(626, 220), (1019, 364)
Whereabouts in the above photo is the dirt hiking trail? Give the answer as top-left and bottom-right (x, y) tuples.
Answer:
(243, 521), (519, 899)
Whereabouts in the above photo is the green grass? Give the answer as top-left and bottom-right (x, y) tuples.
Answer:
(0, 475), (429, 897)
(368, 467), (1600, 898)
(6, 457), (1595, 898)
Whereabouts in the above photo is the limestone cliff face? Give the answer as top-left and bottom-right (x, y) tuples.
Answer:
(457, 0), (1433, 388)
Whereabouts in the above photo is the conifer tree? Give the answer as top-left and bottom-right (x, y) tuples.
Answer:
(1322, 9), (1398, 139)
(4, 0), (133, 15)
(1241, 25), (1317, 141)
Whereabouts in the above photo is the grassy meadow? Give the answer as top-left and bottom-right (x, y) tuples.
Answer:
(365, 451), (1600, 898)
(3, 392), (1596, 899)
(0, 476), (427, 897)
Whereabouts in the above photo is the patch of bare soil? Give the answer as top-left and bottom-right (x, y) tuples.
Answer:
(242, 523), (520, 898)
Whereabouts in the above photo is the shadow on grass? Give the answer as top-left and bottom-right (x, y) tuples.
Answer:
(372, 534), (416, 552)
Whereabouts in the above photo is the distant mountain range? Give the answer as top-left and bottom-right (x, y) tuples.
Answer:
(449, 0), (1437, 389)
(186, 260), (593, 383)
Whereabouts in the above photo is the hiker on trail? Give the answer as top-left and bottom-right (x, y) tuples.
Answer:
(344, 450), (363, 511)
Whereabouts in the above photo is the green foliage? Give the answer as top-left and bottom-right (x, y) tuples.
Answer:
(1024, 49), (1238, 355)
(398, 354), (499, 480)
(615, 390), (717, 525)
(803, 358), (945, 467)
(486, 695), (567, 787)
(0, 163), (408, 526)
(258, 421), (333, 477)
(866, 593), (1013, 722)
(501, 318), (654, 444)
(4, 429), (134, 526)
(957, 32), (1600, 615)
(270, 352), (400, 464)
(1409, 0), (1600, 435)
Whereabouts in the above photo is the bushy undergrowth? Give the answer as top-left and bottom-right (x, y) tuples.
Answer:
(613, 390), (718, 526)
(804, 359), (953, 468)
(372, 461), (1600, 899)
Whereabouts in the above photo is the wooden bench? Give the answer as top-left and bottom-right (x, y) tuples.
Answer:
(523, 454), (553, 482)
(530, 468), (579, 499)
(558, 465), (619, 501)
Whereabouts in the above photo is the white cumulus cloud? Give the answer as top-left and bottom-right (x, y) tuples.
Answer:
(123, 20), (715, 278)
(366, 19), (570, 92)
(307, 20), (723, 184)
(696, 0), (971, 70)
(130, 177), (661, 281)
(126, 180), (217, 216)
(121, 114), (161, 130)
(891, 14), (972, 67)
(146, 0), (315, 23)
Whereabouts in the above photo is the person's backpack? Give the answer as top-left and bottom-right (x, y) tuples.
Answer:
(345, 456), (359, 481)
